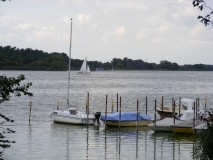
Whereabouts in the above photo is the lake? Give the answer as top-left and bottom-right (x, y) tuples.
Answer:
(1, 70), (213, 160)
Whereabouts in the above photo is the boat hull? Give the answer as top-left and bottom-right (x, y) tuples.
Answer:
(77, 72), (91, 75)
(174, 127), (195, 134)
(52, 113), (95, 125)
(156, 110), (178, 119)
(149, 125), (174, 132)
(102, 120), (153, 127)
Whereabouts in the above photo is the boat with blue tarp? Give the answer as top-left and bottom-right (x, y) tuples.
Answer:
(100, 112), (153, 127)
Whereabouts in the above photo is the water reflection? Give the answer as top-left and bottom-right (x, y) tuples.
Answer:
(4, 122), (194, 160)
(44, 124), (192, 160)
(66, 127), (70, 160)
(136, 128), (138, 159)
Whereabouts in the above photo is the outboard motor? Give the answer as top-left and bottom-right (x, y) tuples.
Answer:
(94, 112), (101, 125)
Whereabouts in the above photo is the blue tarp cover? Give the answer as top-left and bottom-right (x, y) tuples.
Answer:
(100, 112), (152, 121)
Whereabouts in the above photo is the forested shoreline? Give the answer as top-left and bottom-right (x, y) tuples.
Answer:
(0, 45), (213, 71)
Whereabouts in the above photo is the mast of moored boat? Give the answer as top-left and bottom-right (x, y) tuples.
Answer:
(67, 18), (72, 109)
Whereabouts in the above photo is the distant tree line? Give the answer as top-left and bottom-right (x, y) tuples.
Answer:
(0, 46), (213, 71)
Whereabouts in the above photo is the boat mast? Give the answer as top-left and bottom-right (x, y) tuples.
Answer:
(67, 18), (72, 109)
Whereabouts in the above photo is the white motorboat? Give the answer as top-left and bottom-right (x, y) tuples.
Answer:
(77, 56), (91, 75)
(156, 98), (204, 119)
(148, 118), (182, 132)
(51, 19), (95, 125)
(149, 110), (203, 132)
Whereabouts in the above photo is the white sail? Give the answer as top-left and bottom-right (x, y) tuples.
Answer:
(87, 65), (90, 72)
(79, 57), (87, 72)
(77, 56), (91, 75)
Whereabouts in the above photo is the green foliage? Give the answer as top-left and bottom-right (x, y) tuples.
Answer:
(193, 110), (213, 160)
(192, 0), (213, 26)
(0, 74), (33, 103)
(1, 45), (213, 71)
(0, 72), (33, 157)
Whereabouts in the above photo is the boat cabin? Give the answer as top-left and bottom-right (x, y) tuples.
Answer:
(69, 107), (77, 115)
(180, 98), (203, 111)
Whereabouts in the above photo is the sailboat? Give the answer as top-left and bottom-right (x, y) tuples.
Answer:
(50, 19), (95, 125)
(77, 56), (91, 75)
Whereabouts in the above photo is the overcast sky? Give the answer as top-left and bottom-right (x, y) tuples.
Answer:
(0, 0), (213, 65)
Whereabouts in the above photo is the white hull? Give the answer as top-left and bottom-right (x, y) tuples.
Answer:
(148, 118), (182, 132)
(77, 71), (91, 75)
(51, 110), (95, 125)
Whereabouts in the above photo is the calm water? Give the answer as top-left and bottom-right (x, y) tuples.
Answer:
(1, 70), (213, 160)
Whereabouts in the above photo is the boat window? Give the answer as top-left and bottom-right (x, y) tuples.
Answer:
(69, 110), (76, 115)
(182, 104), (187, 110)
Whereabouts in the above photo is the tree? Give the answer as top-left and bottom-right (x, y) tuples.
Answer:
(0, 74), (33, 157)
(159, 60), (172, 70)
(193, 110), (213, 159)
(193, 0), (213, 26)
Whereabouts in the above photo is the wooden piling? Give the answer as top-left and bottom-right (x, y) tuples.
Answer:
(154, 99), (156, 132)
(196, 98), (198, 117)
(172, 98), (174, 108)
(86, 99), (88, 125)
(193, 101), (195, 135)
(198, 97), (200, 112)
(161, 96), (164, 112)
(117, 93), (118, 112)
(119, 96), (121, 129)
(86, 100), (88, 114)
(173, 101), (176, 134)
(111, 100), (114, 113)
(146, 96), (147, 115)
(87, 93), (89, 125)
(136, 99), (139, 128)
(105, 94), (108, 128)
(56, 100), (59, 110)
(179, 98), (181, 119)
(29, 101), (32, 122)
(87, 92), (89, 112)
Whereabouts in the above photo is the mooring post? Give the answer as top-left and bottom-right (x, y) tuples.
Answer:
(173, 101), (176, 134)
(88, 92), (89, 113)
(205, 98), (207, 111)
(29, 101), (32, 122)
(136, 99), (139, 128)
(196, 98), (198, 117)
(86, 99), (88, 125)
(179, 98), (181, 119)
(154, 99), (156, 132)
(198, 97), (200, 112)
(87, 92), (89, 125)
(146, 96), (147, 115)
(161, 96), (164, 112)
(105, 94), (108, 128)
(119, 96), (121, 129)
(193, 101), (195, 135)
(117, 93), (118, 112)
(111, 100), (114, 113)
(56, 100), (59, 110)
(86, 100), (88, 114)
